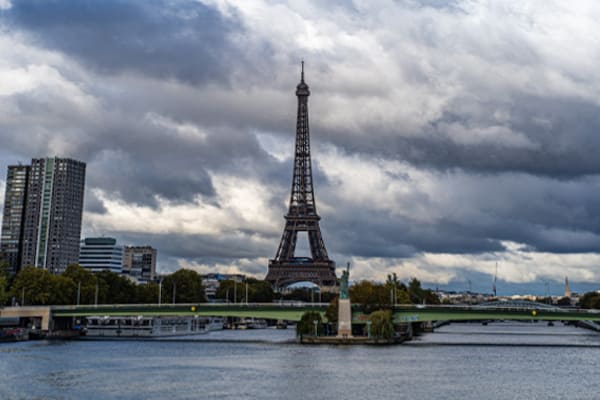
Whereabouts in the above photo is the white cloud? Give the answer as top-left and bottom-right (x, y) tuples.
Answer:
(85, 172), (281, 237)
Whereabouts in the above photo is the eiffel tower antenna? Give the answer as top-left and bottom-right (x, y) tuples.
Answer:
(265, 63), (337, 289)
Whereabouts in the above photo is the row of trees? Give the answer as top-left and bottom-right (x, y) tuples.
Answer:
(349, 274), (439, 313)
(215, 278), (275, 303)
(0, 261), (9, 305)
(1, 264), (206, 306)
(579, 292), (600, 309)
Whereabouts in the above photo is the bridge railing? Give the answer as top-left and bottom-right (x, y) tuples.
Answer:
(390, 304), (600, 315)
(51, 302), (330, 310)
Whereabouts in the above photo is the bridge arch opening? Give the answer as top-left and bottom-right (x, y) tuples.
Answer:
(280, 282), (322, 303)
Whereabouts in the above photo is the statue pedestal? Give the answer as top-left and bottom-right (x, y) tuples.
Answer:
(337, 298), (353, 338)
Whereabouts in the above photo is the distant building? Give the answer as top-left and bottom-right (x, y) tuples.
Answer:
(122, 246), (157, 282)
(202, 275), (219, 299)
(0, 158), (86, 274)
(564, 276), (572, 298)
(0, 165), (29, 274)
(79, 237), (123, 274)
(201, 273), (246, 300)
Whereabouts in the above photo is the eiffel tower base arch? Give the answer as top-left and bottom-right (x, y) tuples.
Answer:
(265, 260), (338, 290)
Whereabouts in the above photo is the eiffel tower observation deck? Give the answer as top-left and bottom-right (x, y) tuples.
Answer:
(265, 63), (337, 289)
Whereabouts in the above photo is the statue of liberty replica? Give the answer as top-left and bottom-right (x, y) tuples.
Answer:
(337, 262), (352, 338)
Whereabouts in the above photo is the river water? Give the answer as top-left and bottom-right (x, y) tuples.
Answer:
(1, 322), (599, 400)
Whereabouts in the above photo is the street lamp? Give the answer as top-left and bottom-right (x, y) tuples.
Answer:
(158, 278), (162, 306)
(76, 281), (81, 306)
(367, 320), (372, 339)
(94, 280), (98, 307)
(313, 320), (319, 337)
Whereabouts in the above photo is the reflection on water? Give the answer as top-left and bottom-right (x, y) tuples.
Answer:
(411, 321), (600, 346)
(0, 322), (598, 400)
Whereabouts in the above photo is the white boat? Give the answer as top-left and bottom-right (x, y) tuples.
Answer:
(246, 318), (268, 329)
(84, 316), (209, 338)
(203, 317), (224, 332)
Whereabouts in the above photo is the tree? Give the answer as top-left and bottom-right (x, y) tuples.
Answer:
(325, 296), (339, 324)
(350, 280), (391, 313)
(9, 266), (76, 305)
(161, 269), (205, 303)
(216, 279), (274, 303)
(296, 311), (324, 337)
(408, 278), (424, 304)
(579, 292), (600, 309)
(557, 297), (572, 306)
(407, 278), (440, 305)
(0, 260), (9, 306)
(63, 264), (98, 304)
(215, 280), (241, 302)
(386, 273), (410, 305)
(96, 270), (137, 304)
(245, 278), (274, 302)
(0, 276), (7, 306)
(368, 310), (394, 340)
(136, 282), (159, 304)
(48, 275), (77, 305)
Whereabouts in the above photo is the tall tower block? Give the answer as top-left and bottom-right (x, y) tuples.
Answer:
(265, 64), (337, 289)
(20, 157), (86, 274)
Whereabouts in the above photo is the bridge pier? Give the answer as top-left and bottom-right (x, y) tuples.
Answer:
(0, 306), (52, 331)
(422, 321), (434, 333)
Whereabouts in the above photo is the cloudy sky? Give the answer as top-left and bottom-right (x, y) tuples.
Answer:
(2, 0), (600, 294)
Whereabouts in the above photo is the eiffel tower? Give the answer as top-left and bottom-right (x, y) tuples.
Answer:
(265, 63), (337, 289)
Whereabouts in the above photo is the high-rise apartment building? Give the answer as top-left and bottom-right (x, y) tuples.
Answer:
(0, 157), (86, 274)
(0, 165), (30, 274)
(122, 246), (157, 282)
(79, 237), (123, 274)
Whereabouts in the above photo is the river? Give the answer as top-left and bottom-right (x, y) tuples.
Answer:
(1, 322), (598, 399)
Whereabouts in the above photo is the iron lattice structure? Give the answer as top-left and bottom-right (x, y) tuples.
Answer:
(265, 64), (337, 289)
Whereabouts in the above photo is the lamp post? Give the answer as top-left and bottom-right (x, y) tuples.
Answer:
(172, 282), (177, 304)
(94, 281), (98, 307)
(76, 281), (81, 306)
(245, 281), (248, 305)
(367, 320), (372, 339)
(234, 280), (237, 304)
(158, 279), (162, 306)
(313, 320), (319, 337)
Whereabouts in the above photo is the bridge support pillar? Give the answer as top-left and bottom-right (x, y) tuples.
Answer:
(422, 321), (434, 333)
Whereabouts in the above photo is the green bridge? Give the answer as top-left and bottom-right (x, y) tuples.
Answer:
(5, 300), (600, 332)
(49, 301), (600, 325)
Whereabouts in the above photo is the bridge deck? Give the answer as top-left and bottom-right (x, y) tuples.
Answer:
(5, 303), (600, 328)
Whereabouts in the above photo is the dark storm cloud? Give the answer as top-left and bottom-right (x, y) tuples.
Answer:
(5, 0), (243, 85)
(317, 94), (600, 179)
(325, 213), (505, 259)
(116, 231), (274, 263)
